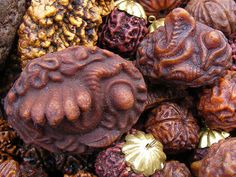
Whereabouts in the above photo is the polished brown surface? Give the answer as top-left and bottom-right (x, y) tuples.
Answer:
(136, 0), (187, 17)
(0, 160), (20, 177)
(95, 143), (144, 177)
(99, 8), (148, 58)
(4, 46), (147, 153)
(136, 8), (232, 87)
(145, 102), (199, 154)
(191, 138), (236, 177)
(152, 161), (192, 177)
(198, 70), (236, 132)
(18, 0), (114, 67)
(0, 0), (26, 66)
(186, 0), (236, 37)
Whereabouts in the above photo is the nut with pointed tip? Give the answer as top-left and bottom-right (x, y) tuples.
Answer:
(4, 46), (147, 153)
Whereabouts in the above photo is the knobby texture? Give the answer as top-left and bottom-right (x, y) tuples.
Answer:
(4, 46), (147, 153)
(136, 8), (232, 87)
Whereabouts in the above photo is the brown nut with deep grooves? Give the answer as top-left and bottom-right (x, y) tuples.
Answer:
(145, 102), (200, 154)
(191, 138), (236, 177)
(186, 0), (236, 37)
(198, 70), (236, 132)
(4, 46), (147, 154)
(136, 8), (232, 88)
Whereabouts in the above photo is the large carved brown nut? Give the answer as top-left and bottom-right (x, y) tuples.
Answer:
(186, 0), (236, 37)
(0, 0), (26, 66)
(191, 138), (236, 177)
(136, 8), (232, 87)
(18, 0), (114, 67)
(198, 70), (236, 132)
(152, 161), (192, 177)
(136, 0), (187, 17)
(145, 102), (199, 154)
(4, 46), (147, 153)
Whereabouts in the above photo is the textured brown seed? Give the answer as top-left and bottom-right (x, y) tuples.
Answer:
(136, 0), (187, 17)
(152, 161), (192, 177)
(0, 0), (26, 65)
(145, 102), (200, 154)
(186, 0), (236, 37)
(4, 46), (147, 153)
(136, 8), (232, 87)
(18, 0), (114, 67)
(191, 138), (236, 177)
(98, 8), (148, 58)
(198, 70), (236, 132)
(0, 159), (21, 177)
(229, 33), (236, 70)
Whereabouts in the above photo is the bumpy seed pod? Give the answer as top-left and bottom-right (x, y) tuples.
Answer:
(136, 0), (187, 17)
(186, 0), (236, 37)
(145, 102), (200, 154)
(99, 0), (148, 58)
(136, 8), (232, 87)
(152, 161), (192, 177)
(18, 0), (114, 67)
(4, 46), (147, 153)
(0, 160), (21, 177)
(0, 0), (26, 65)
(191, 138), (236, 177)
(198, 70), (236, 132)
(229, 33), (236, 70)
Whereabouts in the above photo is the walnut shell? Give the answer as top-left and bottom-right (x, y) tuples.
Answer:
(0, 160), (20, 177)
(0, 0), (26, 65)
(99, 8), (148, 58)
(229, 33), (236, 70)
(191, 138), (236, 177)
(186, 0), (236, 37)
(18, 0), (114, 67)
(198, 70), (236, 132)
(95, 143), (144, 177)
(145, 102), (200, 154)
(136, 8), (232, 87)
(4, 46), (147, 153)
(136, 0), (187, 17)
(152, 161), (192, 177)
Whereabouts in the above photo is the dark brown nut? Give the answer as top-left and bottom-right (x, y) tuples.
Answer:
(191, 138), (236, 177)
(229, 33), (236, 70)
(0, 159), (21, 177)
(64, 170), (97, 177)
(136, 8), (232, 88)
(190, 148), (208, 162)
(4, 46), (147, 153)
(18, 0), (114, 67)
(95, 143), (144, 177)
(136, 0), (187, 17)
(198, 70), (236, 132)
(145, 102), (199, 154)
(186, 0), (236, 37)
(99, 8), (148, 58)
(152, 161), (192, 177)
(0, 115), (19, 158)
(0, 0), (26, 65)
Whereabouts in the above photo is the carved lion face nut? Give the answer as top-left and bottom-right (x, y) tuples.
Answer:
(186, 0), (236, 37)
(4, 46), (147, 153)
(136, 8), (232, 87)
(198, 70), (236, 132)
(145, 102), (200, 154)
(18, 0), (114, 67)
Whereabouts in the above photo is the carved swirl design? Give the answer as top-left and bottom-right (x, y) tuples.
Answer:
(136, 8), (232, 87)
(4, 46), (147, 153)
(198, 70), (236, 132)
